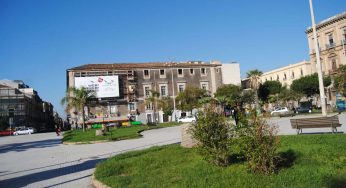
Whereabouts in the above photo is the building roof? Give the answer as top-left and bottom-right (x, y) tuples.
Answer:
(68, 61), (220, 71)
(306, 11), (346, 33)
(261, 60), (310, 76)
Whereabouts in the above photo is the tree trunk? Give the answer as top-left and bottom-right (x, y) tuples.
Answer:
(82, 106), (85, 132)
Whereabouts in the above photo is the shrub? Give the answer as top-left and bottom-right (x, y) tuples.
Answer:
(191, 105), (235, 166)
(242, 109), (279, 174)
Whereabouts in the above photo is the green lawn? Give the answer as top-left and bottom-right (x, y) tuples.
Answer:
(63, 122), (180, 143)
(95, 134), (346, 188)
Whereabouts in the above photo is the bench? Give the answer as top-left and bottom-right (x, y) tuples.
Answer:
(290, 115), (342, 134)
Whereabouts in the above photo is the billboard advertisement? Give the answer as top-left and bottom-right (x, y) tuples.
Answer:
(74, 76), (119, 98)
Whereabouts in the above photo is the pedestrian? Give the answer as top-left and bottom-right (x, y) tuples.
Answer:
(233, 106), (239, 126)
(55, 126), (60, 136)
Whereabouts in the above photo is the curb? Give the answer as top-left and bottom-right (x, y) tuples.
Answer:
(92, 174), (110, 188)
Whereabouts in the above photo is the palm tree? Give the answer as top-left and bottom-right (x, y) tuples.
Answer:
(246, 69), (263, 111)
(61, 87), (95, 132)
(145, 90), (160, 124)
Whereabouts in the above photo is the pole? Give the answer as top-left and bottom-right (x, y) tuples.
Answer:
(171, 67), (176, 121)
(309, 0), (327, 116)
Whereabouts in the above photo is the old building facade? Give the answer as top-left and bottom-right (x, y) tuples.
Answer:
(66, 61), (241, 124)
(0, 80), (55, 131)
(306, 11), (346, 75)
(260, 60), (313, 88)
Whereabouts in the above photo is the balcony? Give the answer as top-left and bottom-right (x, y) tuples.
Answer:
(328, 69), (338, 75)
(325, 43), (336, 49)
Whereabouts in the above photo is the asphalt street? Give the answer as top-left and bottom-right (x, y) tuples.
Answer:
(0, 114), (345, 188)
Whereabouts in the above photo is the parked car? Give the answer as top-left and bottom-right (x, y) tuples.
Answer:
(27, 127), (37, 133)
(13, 128), (34, 135)
(178, 116), (196, 123)
(336, 100), (346, 113)
(297, 106), (312, 113)
(271, 107), (289, 116)
(270, 107), (294, 117)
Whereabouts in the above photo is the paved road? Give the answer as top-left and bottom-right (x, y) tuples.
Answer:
(0, 114), (345, 188)
(0, 126), (181, 188)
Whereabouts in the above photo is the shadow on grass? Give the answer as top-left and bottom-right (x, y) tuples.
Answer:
(228, 153), (246, 164)
(326, 175), (346, 188)
(276, 149), (297, 170)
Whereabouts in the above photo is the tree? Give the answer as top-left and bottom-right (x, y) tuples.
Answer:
(258, 81), (282, 102)
(157, 96), (174, 117)
(61, 87), (95, 132)
(278, 88), (303, 107)
(291, 73), (331, 97)
(215, 84), (242, 107)
(334, 65), (346, 97)
(246, 69), (263, 110)
(176, 86), (206, 113)
(145, 90), (160, 124)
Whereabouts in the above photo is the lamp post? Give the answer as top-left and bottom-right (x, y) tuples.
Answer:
(309, 0), (327, 116)
(170, 64), (177, 121)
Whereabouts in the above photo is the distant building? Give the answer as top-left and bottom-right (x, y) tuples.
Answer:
(259, 60), (312, 88)
(66, 61), (241, 124)
(306, 11), (346, 75)
(0, 80), (54, 131)
(306, 11), (346, 105)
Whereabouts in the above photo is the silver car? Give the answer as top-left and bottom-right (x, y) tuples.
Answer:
(13, 128), (34, 135)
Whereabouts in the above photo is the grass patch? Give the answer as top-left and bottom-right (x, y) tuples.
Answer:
(63, 122), (180, 143)
(95, 134), (346, 188)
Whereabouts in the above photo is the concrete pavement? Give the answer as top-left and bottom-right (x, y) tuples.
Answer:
(0, 126), (181, 188)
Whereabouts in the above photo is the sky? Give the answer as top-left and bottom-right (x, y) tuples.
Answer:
(1, 0), (346, 117)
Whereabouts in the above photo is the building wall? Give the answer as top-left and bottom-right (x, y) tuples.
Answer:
(260, 60), (312, 88)
(221, 63), (241, 86)
(66, 61), (241, 124)
(306, 11), (346, 75)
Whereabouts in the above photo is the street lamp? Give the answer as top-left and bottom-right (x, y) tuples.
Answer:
(309, 0), (327, 116)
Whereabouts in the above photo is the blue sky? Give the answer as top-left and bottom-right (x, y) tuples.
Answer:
(1, 0), (345, 117)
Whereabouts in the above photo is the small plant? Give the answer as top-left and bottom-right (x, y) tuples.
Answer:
(192, 105), (235, 166)
(242, 109), (279, 175)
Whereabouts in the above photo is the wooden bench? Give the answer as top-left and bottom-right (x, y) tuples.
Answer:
(290, 115), (342, 134)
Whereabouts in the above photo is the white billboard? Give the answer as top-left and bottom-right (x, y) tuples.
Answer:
(74, 76), (119, 98)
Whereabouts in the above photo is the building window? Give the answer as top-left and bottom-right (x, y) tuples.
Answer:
(284, 73), (287, 80)
(276, 75), (279, 81)
(331, 59), (337, 71)
(270, 76), (272, 81)
(159, 69), (166, 78)
(178, 83), (185, 93)
(292, 72), (295, 79)
(146, 103), (153, 110)
(200, 82), (209, 90)
(178, 69), (183, 77)
(201, 68), (206, 76)
(190, 68), (194, 75)
(300, 69), (303, 76)
(216, 68), (220, 73)
(129, 103), (135, 111)
(160, 85), (167, 97)
(343, 28), (346, 41)
(143, 85), (151, 97)
(328, 34), (334, 45)
(144, 70), (150, 79)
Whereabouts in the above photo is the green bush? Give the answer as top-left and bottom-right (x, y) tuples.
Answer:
(192, 105), (235, 166)
(241, 110), (279, 175)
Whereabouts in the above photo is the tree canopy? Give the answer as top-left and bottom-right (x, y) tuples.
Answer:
(176, 86), (207, 112)
(334, 65), (346, 97)
(61, 87), (95, 132)
(258, 81), (283, 102)
(290, 73), (331, 97)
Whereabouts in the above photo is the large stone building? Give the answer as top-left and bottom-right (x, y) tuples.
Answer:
(0, 80), (55, 131)
(306, 11), (346, 75)
(66, 61), (240, 125)
(259, 60), (312, 88)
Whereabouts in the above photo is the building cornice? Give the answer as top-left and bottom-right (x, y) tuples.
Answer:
(305, 11), (346, 34)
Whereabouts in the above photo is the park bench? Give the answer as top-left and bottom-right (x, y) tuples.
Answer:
(290, 115), (342, 134)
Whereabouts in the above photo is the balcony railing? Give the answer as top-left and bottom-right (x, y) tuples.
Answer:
(325, 43), (336, 49)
